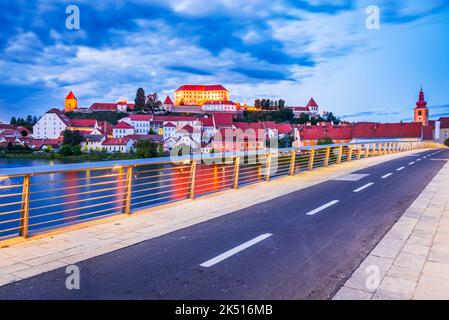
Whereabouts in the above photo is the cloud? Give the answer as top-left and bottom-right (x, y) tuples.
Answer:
(167, 65), (214, 76)
(341, 110), (401, 119)
(0, 0), (448, 122)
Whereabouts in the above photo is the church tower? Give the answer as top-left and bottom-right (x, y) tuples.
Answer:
(414, 87), (428, 126)
(65, 91), (77, 112)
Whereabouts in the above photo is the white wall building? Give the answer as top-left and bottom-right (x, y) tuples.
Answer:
(122, 115), (153, 135)
(101, 138), (134, 153)
(113, 121), (135, 138)
(33, 109), (71, 139)
(202, 101), (237, 112)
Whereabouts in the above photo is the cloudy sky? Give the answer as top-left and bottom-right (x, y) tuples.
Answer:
(0, 0), (448, 123)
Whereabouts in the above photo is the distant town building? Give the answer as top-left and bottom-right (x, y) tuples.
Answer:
(286, 98), (320, 118)
(101, 138), (134, 153)
(65, 91), (77, 112)
(414, 87), (429, 126)
(33, 108), (72, 139)
(90, 101), (135, 112)
(435, 117), (449, 144)
(162, 96), (174, 112)
(202, 100), (237, 112)
(174, 85), (230, 106)
(113, 121), (135, 138)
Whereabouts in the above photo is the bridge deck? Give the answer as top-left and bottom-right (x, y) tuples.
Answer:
(0, 148), (447, 299)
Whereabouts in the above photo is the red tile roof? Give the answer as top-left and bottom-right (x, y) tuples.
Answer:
(66, 91), (76, 100)
(203, 100), (235, 105)
(163, 122), (176, 128)
(128, 114), (154, 121)
(163, 96), (174, 105)
(70, 119), (97, 128)
(175, 85), (228, 92)
(0, 123), (16, 130)
(439, 117), (449, 129)
(275, 123), (293, 134)
(298, 125), (352, 140)
(114, 121), (134, 129)
(306, 98), (318, 108)
(422, 125), (434, 141)
(234, 122), (264, 130)
(213, 113), (233, 127)
(90, 103), (117, 111)
(200, 117), (214, 127)
(289, 106), (311, 112)
(181, 125), (194, 133)
(154, 115), (199, 122)
(125, 134), (163, 143)
(102, 138), (132, 146)
(353, 123), (421, 139)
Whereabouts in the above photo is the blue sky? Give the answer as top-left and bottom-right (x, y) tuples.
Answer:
(0, 0), (448, 123)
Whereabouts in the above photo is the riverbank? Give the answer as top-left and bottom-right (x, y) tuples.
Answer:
(0, 151), (140, 162)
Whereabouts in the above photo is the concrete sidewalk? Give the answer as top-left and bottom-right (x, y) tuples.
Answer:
(334, 156), (449, 300)
(0, 149), (431, 288)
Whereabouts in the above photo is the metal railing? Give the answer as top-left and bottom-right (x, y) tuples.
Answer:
(0, 140), (439, 241)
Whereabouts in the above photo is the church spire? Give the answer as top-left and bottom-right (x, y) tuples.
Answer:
(416, 86), (427, 108)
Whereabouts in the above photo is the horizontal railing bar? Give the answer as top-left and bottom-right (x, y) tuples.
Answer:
(132, 184), (191, 199)
(132, 193), (189, 207)
(0, 217), (24, 225)
(0, 192), (24, 199)
(29, 190), (128, 212)
(0, 209), (23, 217)
(29, 177), (130, 195)
(0, 225), (22, 235)
(0, 184), (23, 190)
(29, 172), (127, 186)
(28, 206), (125, 228)
(0, 200), (23, 207)
(29, 197), (126, 220)
(28, 184), (129, 204)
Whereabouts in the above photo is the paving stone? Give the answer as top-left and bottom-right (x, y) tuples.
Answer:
(372, 276), (417, 300)
(332, 286), (373, 300)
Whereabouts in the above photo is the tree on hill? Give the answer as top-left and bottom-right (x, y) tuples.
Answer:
(317, 137), (333, 145)
(134, 88), (146, 112)
(323, 112), (340, 124)
(63, 130), (84, 146)
(144, 93), (162, 114)
(136, 140), (161, 158)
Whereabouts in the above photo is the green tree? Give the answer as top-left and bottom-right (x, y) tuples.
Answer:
(134, 88), (146, 112)
(317, 137), (333, 145)
(73, 144), (82, 156)
(278, 99), (285, 109)
(63, 130), (84, 146)
(59, 145), (73, 156)
(10, 117), (17, 125)
(445, 138), (449, 147)
(136, 140), (160, 158)
(144, 93), (162, 114)
(297, 113), (310, 124)
(323, 112), (340, 124)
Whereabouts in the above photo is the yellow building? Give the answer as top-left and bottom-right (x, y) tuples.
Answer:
(174, 85), (230, 106)
(65, 91), (77, 112)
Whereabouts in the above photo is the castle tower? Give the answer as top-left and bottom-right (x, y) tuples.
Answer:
(414, 87), (429, 126)
(65, 91), (77, 112)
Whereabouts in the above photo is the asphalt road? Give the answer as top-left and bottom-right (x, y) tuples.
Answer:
(0, 149), (447, 300)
